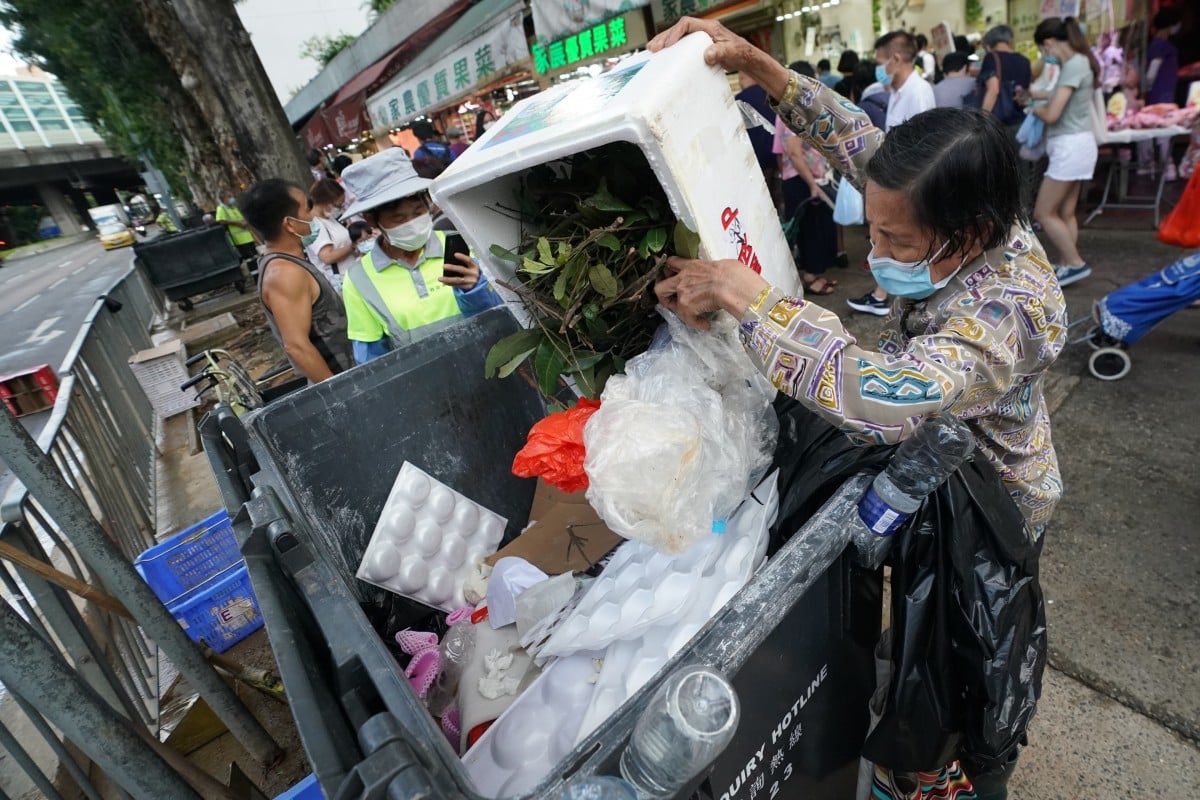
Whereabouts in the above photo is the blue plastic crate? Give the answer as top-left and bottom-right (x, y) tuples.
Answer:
(167, 562), (262, 653)
(274, 774), (324, 800)
(135, 510), (242, 605)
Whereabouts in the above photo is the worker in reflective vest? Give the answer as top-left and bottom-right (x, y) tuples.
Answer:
(339, 148), (501, 363)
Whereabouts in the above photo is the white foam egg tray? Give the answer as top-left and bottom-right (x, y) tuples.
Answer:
(356, 462), (507, 612)
(462, 472), (778, 797)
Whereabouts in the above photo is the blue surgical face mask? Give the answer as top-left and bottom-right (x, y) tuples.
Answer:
(867, 240), (963, 299)
(1043, 54), (1060, 66)
(875, 63), (893, 87)
(356, 239), (374, 255)
(291, 216), (320, 248)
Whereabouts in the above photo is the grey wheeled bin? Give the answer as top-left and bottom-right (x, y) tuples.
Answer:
(200, 306), (883, 800)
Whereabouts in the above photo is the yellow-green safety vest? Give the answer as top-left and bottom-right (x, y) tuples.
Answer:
(344, 231), (462, 346)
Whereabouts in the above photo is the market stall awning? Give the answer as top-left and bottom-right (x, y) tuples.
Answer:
(366, 0), (530, 132)
(299, 113), (335, 151)
(322, 91), (372, 145)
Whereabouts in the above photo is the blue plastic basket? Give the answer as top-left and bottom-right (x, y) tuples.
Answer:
(135, 510), (242, 605)
(274, 774), (324, 800)
(167, 562), (262, 653)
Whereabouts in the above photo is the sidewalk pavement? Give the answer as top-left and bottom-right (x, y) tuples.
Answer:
(1, 232), (95, 261)
(833, 219), (1200, 797)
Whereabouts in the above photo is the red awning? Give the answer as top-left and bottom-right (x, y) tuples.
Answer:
(299, 113), (335, 150)
(321, 92), (371, 144)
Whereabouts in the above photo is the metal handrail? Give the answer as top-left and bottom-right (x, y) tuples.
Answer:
(0, 259), (276, 797)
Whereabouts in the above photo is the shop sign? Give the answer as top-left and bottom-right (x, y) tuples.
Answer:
(650, 0), (726, 27)
(530, 10), (650, 75)
(531, 0), (649, 44)
(368, 9), (528, 129)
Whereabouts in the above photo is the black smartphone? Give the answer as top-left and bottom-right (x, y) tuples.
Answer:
(444, 233), (470, 277)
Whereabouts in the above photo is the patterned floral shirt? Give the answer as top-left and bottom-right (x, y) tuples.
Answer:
(742, 73), (1067, 531)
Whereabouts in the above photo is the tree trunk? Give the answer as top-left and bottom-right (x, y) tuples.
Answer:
(170, 0), (311, 188)
(130, 0), (253, 199)
(156, 84), (237, 210)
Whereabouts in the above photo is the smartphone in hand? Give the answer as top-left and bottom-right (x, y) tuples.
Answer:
(444, 233), (470, 278)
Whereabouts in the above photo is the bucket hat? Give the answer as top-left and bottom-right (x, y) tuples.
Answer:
(340, 147), (431, 220)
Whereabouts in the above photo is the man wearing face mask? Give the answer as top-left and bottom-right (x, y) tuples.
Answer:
(338, 148), (502, 364)
(215, 188), (260, 266)
(846, 30), (936, 317)
(240, 179), (354, 383)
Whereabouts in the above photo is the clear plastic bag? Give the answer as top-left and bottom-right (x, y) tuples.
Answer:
(582, 309), (778, 553)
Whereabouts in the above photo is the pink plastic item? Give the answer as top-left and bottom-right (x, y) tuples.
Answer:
(395, 628), (438, 654)
(446, 607), (474, 626)
(405, 647), (442, 698)
(441, 704), (462, 752)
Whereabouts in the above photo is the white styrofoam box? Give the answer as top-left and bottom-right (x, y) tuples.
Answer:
(461, 474), (778, 796)
(356, 463), (506, 612)
(430, 32), (799, 316)
(462, 650), (603, 798)
(535, 471), (779, 660)
(574, 473), (778, 743)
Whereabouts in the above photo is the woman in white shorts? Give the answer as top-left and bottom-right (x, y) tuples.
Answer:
(1026, 17), (1099, 287)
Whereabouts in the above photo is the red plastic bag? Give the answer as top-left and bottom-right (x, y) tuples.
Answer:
(1159, 169), (1200, 248)
(512, 399), (601, 493)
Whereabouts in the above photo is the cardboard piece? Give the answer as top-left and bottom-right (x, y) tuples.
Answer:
(485, 480), (622, 575)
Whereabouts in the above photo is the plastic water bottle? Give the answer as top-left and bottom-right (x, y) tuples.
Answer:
(857, 414), (976, 537)
(619, 665), (740, 799)
(425, 621), (475, 716)
(558, 776), (638, 799)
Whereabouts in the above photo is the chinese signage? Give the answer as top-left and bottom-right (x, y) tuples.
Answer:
(368, 9), (528, 130)
(530, 10), (650, 75)
(532, 0), (649, 43)
(650, 0), (725, 27)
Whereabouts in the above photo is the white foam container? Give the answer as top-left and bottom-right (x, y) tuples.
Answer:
(431, 32), (799, 308)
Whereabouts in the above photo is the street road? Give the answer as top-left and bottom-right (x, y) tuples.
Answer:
(0, 237), (133, 379)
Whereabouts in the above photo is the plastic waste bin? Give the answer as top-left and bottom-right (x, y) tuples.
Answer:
(133, 226), (246, 310)
(201, 307), (882, 799)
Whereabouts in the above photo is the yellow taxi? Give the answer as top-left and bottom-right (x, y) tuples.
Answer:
(98, 223), (135, 250)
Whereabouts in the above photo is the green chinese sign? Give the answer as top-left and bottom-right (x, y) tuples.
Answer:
(531, 10), (649, 75)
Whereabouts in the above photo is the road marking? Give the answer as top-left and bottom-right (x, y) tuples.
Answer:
(72, 266), (86, 276)
(58, 260), (72, 269)
(87, 257), (98, 265)
(22, 316), (63, 346)
(13, 294), (39, 312)
(48, 277), (67, 290)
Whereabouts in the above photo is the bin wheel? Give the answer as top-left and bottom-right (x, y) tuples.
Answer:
(177, 298), (194, 312)
(1085, 326), (1103, 350)
(1089, 347), (1131, 381)
(235, 280), (247, 294)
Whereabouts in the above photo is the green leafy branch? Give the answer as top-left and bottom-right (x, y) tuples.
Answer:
(484, 143), (700, 400)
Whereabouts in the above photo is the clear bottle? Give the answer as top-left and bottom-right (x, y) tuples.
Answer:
(425, 620), (475, 717)
(857, 414), (975, 538)
(558, 776), (638, 800)
(619, 665), (740, 799)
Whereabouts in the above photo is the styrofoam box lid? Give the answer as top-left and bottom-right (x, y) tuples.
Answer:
(431, 32), (799, 305)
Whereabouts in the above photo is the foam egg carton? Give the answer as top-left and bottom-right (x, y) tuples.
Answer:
(460, 473), (778, 796)
(461, 650), (603, 798)
(356, 462), (507, 612)
(575, 472), (778, 743)
(536, 471), (779, 660)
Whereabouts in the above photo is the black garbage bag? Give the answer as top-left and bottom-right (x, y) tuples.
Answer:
(769, 398), (1046, 773)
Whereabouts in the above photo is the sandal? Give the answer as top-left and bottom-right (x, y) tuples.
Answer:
(803, 276), (837, 295)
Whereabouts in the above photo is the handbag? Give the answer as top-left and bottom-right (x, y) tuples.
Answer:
(966, 53), (1019, 126)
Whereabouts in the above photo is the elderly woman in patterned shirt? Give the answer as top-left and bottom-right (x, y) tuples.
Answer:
(651, 18), (1064, 800)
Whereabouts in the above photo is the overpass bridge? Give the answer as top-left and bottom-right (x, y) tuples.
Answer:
(0, 71), (144, 238)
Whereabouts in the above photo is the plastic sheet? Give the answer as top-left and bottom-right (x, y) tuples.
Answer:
(582, 309), (778, 553)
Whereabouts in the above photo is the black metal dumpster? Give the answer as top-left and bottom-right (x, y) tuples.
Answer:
(201, 307), (882, 800)
(133, 227), (246, 311)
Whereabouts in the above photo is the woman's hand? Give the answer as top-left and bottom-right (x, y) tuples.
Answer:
(440, 253), (481, 290)
(654, 256), (769, 330)
(647, 17), (791, 100)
